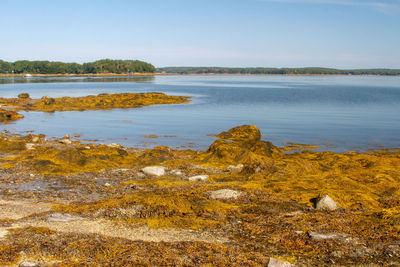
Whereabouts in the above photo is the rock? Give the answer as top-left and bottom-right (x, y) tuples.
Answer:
(226, 164), (244, 172)
(108, 143), (121, 148)
(315, 194), (338, 211)
(104, 183), (111, 187)
(47, 213), (84, 222)
(170, 169), (183, 176)
(136, 172), (146, 178)
(60, 136), (72, 145)
(32, 136), (40, 143)
(0, 108), (24, 121)
(268, 257), (293, 267)
(188, 175), (209, 182)
(216, 125), (261, 144)
(41, 96), (55, 105)
(141, 166), (166, 177)
(307, 231), (349, 241)
(25, 143), (35, 150)
(209, 189), (242, 200)
(18, 93), (30, 99)
(19, 262), (40, 267)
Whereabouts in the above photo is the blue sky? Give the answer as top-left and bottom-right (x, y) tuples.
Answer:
(1, 0), (399, 68)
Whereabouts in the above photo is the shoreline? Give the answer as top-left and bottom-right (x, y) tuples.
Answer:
(0, 125), (399, 265)
(1, 73), (400, 78)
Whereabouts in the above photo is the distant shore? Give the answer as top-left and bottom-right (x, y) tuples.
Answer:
(1, 72), (400, 78)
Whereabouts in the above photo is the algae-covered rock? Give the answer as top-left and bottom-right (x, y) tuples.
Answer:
(216, 125), (261, 144)
(205, 125), (281, 165)
(0, 108), (24, 122)
(17, 93), (30, 99)
(141, 146), (174, 164)
(315, 195), (338, 211)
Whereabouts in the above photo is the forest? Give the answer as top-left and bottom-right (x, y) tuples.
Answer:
(0, 59), (156, 74)
(158, 67), (400, 76)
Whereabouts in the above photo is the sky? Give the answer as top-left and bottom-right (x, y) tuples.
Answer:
(1, 0), (400, 68)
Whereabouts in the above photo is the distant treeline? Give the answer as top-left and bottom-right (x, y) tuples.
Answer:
(157, 67), (400, 76)
(0, 59), (155, 74)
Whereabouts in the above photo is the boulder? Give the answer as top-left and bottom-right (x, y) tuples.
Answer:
(268, 257), (293, 267)
(315, 194), (338, 211)
(17, 93), (30, 99)
(141, 166), (166, 177)
(188, 175), (209, 182)
(216, 125), (261, 144)
(209, 189), (242, 200)
(307, 231), (348, 241)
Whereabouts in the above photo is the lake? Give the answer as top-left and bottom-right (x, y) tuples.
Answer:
(0, 75), (399, 152)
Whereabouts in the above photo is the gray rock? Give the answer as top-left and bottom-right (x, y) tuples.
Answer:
(107, 143), (121, 148)
(47, 213), (84, 222)
(141, 166), (166, 177)
(226, 164), (244, 172)
(308, 231), (348, 241)
(19, 262), (40, 267)
(188, 175), (209, 182)
(315, 194), (338, 211)
(209, 189), (242, 200)
(268, 257), (293, 267)
(170, 169), (183, 176)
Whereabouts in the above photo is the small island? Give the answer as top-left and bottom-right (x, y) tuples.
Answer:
(0, 92), (190, 122)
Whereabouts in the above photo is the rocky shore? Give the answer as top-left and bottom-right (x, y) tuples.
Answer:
(0, 125), (399, 266)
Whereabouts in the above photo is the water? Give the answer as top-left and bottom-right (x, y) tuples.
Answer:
(0, 75), (399, 152)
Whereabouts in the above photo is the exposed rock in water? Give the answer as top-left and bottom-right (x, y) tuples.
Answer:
(315, 194), (338, 211)
(205, 125), (282, 165)
(0, 108), (24, 122)
(216, 125), (261, 144)
(268, 257), (293, 267)
(188, 175), (209, 182)
(209, 189), (242, 200)
(141, 166), (166, 177)
(18, 93), (30, 99)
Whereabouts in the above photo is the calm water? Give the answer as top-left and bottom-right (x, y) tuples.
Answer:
(0, 75), (399, 152)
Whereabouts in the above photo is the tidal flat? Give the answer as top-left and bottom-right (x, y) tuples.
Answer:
(0, 125), (399, 266)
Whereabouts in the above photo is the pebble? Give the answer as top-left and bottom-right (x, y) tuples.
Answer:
(107, 143), (121, 148)
(226, 164), (244, 172)
(141, 166), (166, 177)
(25, 143), (35, 150)
(268, 257), (293, 267)
(209, 189), (242, 200)
(104, 183), (111, 187)
(315, 194), (338, 211)
(188, 175), (209, 182)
